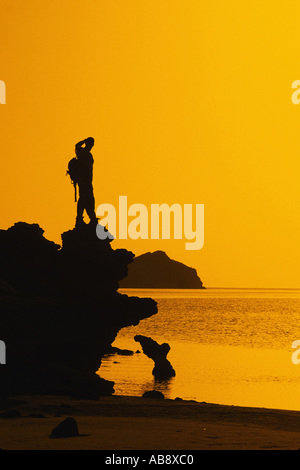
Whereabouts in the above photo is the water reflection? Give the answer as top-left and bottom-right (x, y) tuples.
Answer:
(99, 289), (300, 411)
(137, 377), (174, 398)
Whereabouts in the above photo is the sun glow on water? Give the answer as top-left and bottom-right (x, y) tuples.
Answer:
(99, 288), (300, 411)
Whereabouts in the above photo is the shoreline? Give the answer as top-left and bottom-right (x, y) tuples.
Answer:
(1, 394), (300, 450)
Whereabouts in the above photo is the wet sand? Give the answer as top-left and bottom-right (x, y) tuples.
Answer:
(1, 394), (300, 450)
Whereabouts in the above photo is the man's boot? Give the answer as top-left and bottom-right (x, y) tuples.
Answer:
(88, 216), (98, 227)
(75, 216), (86, 228)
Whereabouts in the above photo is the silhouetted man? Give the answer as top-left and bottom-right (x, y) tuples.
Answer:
(75, 137), (97, 228)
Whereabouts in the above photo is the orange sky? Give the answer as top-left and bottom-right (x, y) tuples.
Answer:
(0, 0), (299, 288)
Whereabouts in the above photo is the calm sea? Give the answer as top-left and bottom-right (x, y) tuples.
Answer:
(98, 288), (300, 411)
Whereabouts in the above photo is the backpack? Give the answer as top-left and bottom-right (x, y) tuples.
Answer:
(67, 157), (79, 184)
(66, 157), (79, 202)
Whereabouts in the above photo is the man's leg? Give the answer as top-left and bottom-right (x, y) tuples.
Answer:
(85, 187), (97, 225)
(76, 188), (86, 228)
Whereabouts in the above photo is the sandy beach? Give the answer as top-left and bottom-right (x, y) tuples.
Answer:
(1, 394), (300, 450)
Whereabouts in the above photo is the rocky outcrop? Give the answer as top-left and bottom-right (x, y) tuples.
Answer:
(119, 250), (204, 289)
(0, 222), (157, 397)
(49, 417), (80, 439)
(142, 390), (165, 399)
(134, 335), (176, 379)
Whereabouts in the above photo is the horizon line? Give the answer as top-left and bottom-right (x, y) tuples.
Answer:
(120, 286), (300, 290)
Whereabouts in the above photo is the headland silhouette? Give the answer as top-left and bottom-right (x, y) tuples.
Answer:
(0, 137), (160, 398)
(0, 137), (202, 399)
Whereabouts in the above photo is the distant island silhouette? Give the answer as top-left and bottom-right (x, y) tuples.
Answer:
(119, 250), (204, 289)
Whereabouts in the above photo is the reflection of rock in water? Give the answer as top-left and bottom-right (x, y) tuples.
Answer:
(0, 222), (157, 398)
(134, 335), (176, 379)
(142, 390), (164, 399)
